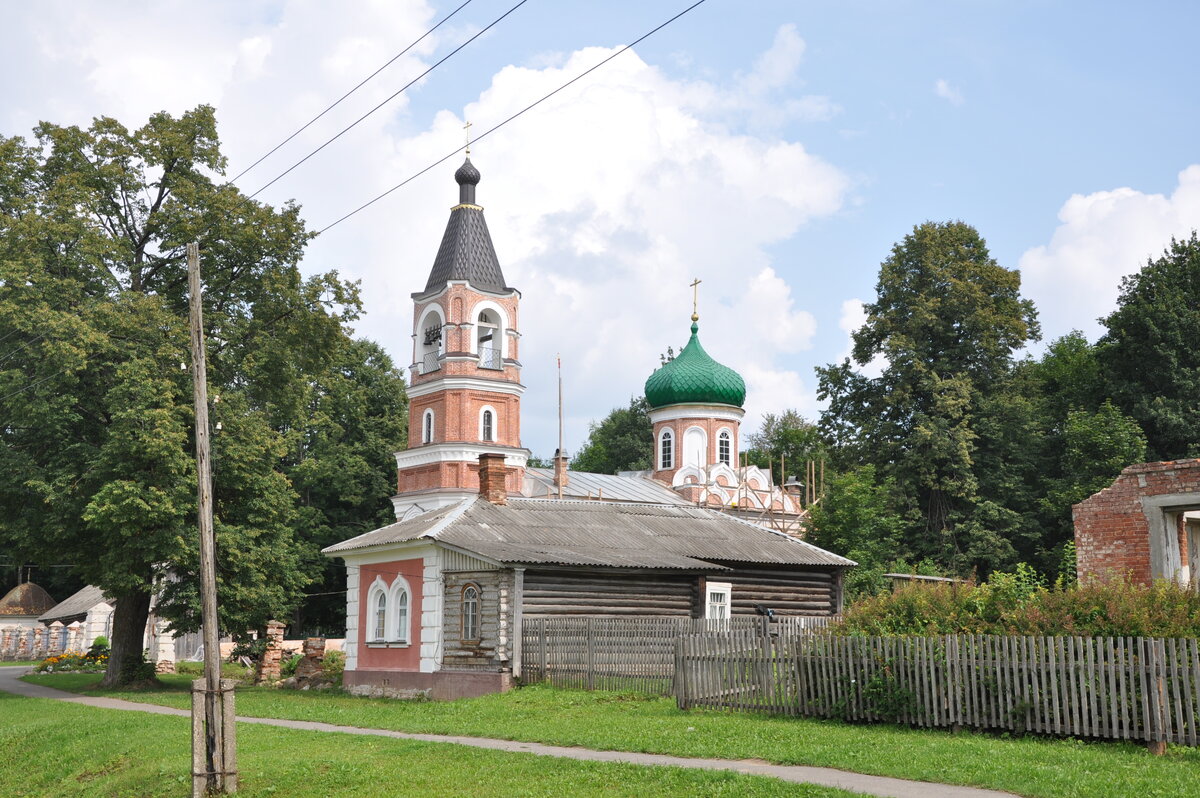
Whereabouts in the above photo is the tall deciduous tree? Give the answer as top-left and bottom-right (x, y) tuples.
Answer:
(0, 107), (406, 683)
(571, 396), (653, 474)
(1099, 233), (1200, 460)
(817, 221), (1039, 575)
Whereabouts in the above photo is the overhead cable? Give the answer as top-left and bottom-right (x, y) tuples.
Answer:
(317, 0), (709, 234)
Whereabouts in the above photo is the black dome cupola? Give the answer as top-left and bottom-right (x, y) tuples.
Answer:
(421, 156), (510, 295)
(455, 156), (481, 205)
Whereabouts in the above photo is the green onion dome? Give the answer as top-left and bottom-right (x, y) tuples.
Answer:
(645, 320), (746, 409)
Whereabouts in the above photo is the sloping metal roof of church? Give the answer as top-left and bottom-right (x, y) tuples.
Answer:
(645, 319), (746, 408)
(323, 495), (854, 570)
(523, 467), (691, 505)
(420, 156), (510, 295)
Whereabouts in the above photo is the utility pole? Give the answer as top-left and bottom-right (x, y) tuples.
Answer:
(188, 242), (236, 795)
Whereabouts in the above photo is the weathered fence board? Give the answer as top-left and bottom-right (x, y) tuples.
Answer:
(675, 632), (1200, 747)
(520, 615), (836, 695)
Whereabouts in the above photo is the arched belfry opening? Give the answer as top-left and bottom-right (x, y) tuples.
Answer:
(477, 310), (501, 369)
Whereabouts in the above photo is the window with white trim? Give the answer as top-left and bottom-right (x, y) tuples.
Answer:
(480, 407), (495, 442)
(462, 584), (480, 642)
(372, 590), (387, 642)
(422, 409), (434, 444)
(393, 585), (410, 643)
(659, 429), (674, 470)
(705, 581), (732, 620)
(718, 430), (731, 465)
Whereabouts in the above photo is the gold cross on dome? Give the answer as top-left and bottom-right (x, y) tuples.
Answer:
(690, 278), (702, 320)
(464, 120), (473, 154)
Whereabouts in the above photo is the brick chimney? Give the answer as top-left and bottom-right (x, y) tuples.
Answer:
(478, 453), (508, 505)
(553, 448), (569, 492)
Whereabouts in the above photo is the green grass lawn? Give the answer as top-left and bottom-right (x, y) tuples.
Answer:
(0, 691), (848, 797)
(23, 673), (1200, 798)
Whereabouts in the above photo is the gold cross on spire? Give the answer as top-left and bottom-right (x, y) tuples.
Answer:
(690, 277), (702, 321)
(464, 120), (473, 155)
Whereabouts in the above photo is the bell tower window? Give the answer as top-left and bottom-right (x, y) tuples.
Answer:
(417, 306), (444, 375)
(422, 409), (435, 444)
(480, 407), (496, 442)
(477, 310), (501, 369)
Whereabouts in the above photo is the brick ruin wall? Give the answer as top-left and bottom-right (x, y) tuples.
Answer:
(1073, 459), (1200, 585)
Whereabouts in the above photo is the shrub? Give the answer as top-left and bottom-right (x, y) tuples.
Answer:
(281, 652), (303, 678)
(835, 571), (1200, 638)
(321, 649), (345, 686)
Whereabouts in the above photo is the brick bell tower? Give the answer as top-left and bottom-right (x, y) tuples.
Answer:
(392, 154), (528, 519)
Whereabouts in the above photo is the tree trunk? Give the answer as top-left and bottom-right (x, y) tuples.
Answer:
(100, 587), (153, 687)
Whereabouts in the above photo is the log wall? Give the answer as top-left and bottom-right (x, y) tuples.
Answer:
(442, 569), (516, 670)
(522, 571), (696, 617)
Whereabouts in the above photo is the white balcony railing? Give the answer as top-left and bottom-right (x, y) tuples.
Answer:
(478, 345), (503, 370)
(419, 351), (441, 375)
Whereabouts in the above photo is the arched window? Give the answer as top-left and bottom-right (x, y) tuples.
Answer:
(372, 591), (387, 642)
(481, 408), (495, 442)
(462, 584), (480, 642)
(393, 586), (409, 643)
(659, 429), (674, 470)
(718, 430), (731, 465)
(422, 409), (434, 444)
(477, 311), (501, 369)
(416, 305), (444, 375)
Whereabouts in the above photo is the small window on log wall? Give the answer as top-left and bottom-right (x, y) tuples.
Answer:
(462, 584), (481, 642)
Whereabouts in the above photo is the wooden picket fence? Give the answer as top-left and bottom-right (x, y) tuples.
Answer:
(676, 631), (1200, 746)
(520, 616), (835, 694)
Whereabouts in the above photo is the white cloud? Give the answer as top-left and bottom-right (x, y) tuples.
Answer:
(934, 78), (964, 106)
(1018, 165), (1200, 340)
(0, 10), (849, 455)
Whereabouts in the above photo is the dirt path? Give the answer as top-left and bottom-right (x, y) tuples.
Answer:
(0, 667), (1020, 798)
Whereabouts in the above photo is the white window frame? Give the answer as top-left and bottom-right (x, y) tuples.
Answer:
(659, 428), (674, 470)
(366, 577), (390, 642)
(705, 581), (732, 621)
(479, 405), (497, 442)
(717, 429), (732, 465)
(389, 576), (412, 644)
(422, 409), (435, 444)
(461, 583), (481, 643)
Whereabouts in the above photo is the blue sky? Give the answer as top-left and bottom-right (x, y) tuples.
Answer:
(4, 1), (1199, 458)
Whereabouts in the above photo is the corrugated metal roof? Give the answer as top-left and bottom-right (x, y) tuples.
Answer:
(523, 468), (690, 505)
(38, 584), (108, 622)
(322, 502), (469, 555)
(324, 495), (854, 570)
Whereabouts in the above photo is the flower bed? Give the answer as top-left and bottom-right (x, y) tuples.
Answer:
(37, 649), (108, 673)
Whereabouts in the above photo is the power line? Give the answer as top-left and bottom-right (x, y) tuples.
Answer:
(317, 0), (710, 235)
(231, 0), (478, 184)
(249, 0), (532, 200)
(0, 332), (48, 367)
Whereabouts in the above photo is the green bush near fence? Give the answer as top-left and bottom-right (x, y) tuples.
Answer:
(835, 576), (1200, 637)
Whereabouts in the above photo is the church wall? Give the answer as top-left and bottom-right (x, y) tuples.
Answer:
(397, 460), (524, 497)
(356, 558), (425, 673)
(652, 415), (740, 481)
(442, 569), (516, 670)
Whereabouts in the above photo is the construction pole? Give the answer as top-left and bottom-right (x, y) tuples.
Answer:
(188, 242), (234, 794)
(557, 353), (564, 500)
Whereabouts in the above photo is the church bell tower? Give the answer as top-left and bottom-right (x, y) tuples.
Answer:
(392, 155), (528, 519)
